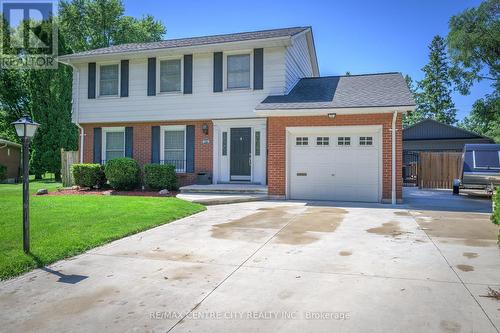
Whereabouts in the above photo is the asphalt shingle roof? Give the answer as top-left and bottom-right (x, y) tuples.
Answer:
(64, 27), (309, 58)
(256, 72), (416, 110)
(403, 119), (492, 141)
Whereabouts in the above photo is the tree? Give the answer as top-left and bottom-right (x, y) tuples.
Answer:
(59, 0), (166, 52)
(417, 35), (457, 125)
(402, 74), (425, 127)
(460, 93), (500, 142)
(448, 0), (500, 94)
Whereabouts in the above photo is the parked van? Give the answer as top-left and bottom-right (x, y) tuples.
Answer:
(453, 144), (500, 195)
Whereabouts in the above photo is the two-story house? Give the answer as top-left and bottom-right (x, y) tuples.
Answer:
(59, 27), (415, 203)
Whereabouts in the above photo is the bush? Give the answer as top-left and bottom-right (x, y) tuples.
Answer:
(492, 187), (500, 226)
(144, 164), (178, 190)
(104, 158), (141, 190)
(72, 164), (106, 188)
(0, 164), (7, 181)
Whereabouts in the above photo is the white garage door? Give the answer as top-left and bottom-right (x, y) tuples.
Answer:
(289, 127), (381, 202)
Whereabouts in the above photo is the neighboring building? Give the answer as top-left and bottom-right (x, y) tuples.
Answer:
(403, 119), (494, 152)
(59, 26), (415, 203)
(0, 139), (21, 183)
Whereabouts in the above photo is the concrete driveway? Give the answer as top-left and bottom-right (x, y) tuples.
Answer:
(1, 189), (499, 333)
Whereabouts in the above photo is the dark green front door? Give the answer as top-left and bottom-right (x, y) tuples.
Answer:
(230, 128), (251, 180)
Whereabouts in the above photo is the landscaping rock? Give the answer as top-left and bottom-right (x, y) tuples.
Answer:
(158, 189), (169, 196)
(36, 189), (48, 195)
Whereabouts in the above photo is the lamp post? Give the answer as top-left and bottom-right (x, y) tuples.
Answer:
(12, 116), (39, 253)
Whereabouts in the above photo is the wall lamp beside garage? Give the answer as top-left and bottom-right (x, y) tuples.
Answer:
(327, 113), (336, 119)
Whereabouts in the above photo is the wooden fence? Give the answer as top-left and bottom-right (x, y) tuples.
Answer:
(418, 152), (462, 189)
(61, 149), (79, 187)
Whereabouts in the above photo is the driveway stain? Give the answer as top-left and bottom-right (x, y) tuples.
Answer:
(394, 211), (411, 216)
(211, 206), (346, 245)
(440, 320), (462, 332)
(456, 264), (474, 272)
(366, 221), (411, 237)
(462, 252), (479, 259)
(339, 251), (352, 256)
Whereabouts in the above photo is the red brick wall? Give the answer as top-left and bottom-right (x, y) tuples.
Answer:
(80, 120), (213, 186)
(266, 113), (403, 200)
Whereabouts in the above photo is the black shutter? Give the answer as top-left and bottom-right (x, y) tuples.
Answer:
(120, 60), (129, 97)
(186, 125), (195, 173)
(151, 126), (160, 163)
(147, 57), (156, 96)
(184, 54), (193, 94)
(125, 127), (133, 158)
(93, 127), (102, 163)
(253, 48), (263, 90)
(88, 62), (96, 99)
(213, 52), (223, 92)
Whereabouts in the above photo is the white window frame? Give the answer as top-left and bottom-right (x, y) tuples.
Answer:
(359, 136), (374, 146)
(316, 136), (330, 146)
(157, 56), (183, 94)
(160, 125), (187, 173)
(337, 136), (351, 147)
(295, 137), (309, 146)
(97, 62), (120, 98)
(223, 50), (253, 91)
(102, 127), (125, 163)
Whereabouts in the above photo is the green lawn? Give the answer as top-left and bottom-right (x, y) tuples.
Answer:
(0, 179), (205, 280)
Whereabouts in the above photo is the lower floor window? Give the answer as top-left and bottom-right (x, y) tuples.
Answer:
(338, 136), (351, 146)
(359, 136), (373, 146)
(163, 128), (186, 172)
(104, 130), (125, 162)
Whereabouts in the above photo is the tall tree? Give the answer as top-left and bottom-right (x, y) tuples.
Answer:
(417, 35), (457, 125)
(448, 0), (500, 94)
(460, 93), (500, 142)
(402, 74), (424, 127)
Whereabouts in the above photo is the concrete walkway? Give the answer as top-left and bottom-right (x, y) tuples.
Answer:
(1, 193), (499, 332)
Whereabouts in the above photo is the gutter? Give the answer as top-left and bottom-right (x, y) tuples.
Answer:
(58, 58), (84, 163)
(391, 111), (397, 205)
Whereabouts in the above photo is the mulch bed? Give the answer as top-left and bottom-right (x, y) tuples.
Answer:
(45, 188), (178, 197)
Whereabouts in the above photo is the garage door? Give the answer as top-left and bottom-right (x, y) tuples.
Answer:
(289, 127), (381, 202)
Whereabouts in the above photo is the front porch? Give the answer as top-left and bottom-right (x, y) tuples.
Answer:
(178, 184), (268, 205)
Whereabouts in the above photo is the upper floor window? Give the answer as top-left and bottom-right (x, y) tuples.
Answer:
(99, 64), (119, 96)
(160, 59), (181, 93)
(227, 54), (250, 89)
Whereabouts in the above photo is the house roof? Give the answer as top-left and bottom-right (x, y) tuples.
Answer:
(255, 72), (415, 110)
(61, 27), (309, 58)
(403, 119), (493, 141)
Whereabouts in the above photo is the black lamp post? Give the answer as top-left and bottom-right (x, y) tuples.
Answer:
(12, 116), (39, 253)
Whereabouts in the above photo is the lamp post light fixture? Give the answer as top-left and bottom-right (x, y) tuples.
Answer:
(12, 116), (39, 253)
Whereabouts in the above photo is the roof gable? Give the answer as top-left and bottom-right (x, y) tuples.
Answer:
(403, 119), (491, 141)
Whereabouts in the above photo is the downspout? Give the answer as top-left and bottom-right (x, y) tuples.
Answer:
(391, 111), (397, 205)
(59, 59), (84, 163)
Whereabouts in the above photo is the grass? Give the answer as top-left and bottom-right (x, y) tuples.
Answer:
(0, 179), (205, 280)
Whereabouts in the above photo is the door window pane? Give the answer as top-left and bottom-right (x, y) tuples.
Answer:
(227, 54), (250, 89)
(105, 131), (124, 161)
(222, 132), (228, 156)
(316, 137), (329, 146)
(359, 136), (373, 146)
(100, 64), (119, 96)
(338, 137), (351, 146)
(160, 59), (181, 92)
(296, 137), (308, 146)
(255, 131), (261, 156)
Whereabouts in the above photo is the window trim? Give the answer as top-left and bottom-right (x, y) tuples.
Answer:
(223, 50), (253, 91)
(316, 136), (330, 146)
(295, 136), (309, 146)
(337, 136), (351, 147)
(157, 56), (184, 94)
(359, 136), (374, 146)
(160, 125), (187, 173)
(97, 62), (120, 98)
(101, 127), (125, 163)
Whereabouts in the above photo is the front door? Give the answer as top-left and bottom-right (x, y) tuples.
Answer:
(230, 128), (251, 181)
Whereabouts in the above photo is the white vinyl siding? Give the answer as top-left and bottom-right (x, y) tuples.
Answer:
(160, 59), (181, 93)
(284, 33), (314, 93)
(74, 47), (287, 123)
(99, 64), (119, 96)
(227, 54), (250, 89)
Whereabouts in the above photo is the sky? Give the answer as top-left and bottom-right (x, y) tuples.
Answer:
(123, 0), (493, 121)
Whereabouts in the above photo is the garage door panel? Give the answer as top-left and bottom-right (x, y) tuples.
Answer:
(289, 130), (381, 203)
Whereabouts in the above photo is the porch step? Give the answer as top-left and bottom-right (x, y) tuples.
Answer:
(179, 184), (268, 195)
(176, 193), (268, 205)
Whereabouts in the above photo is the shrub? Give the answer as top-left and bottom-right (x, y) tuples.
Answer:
(104, 158), (140, 190)
(72, 164), (106, 188)
(144, 164), (178, 190)
(0, 164), (7, 181)
(492, 187), (499, 226)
